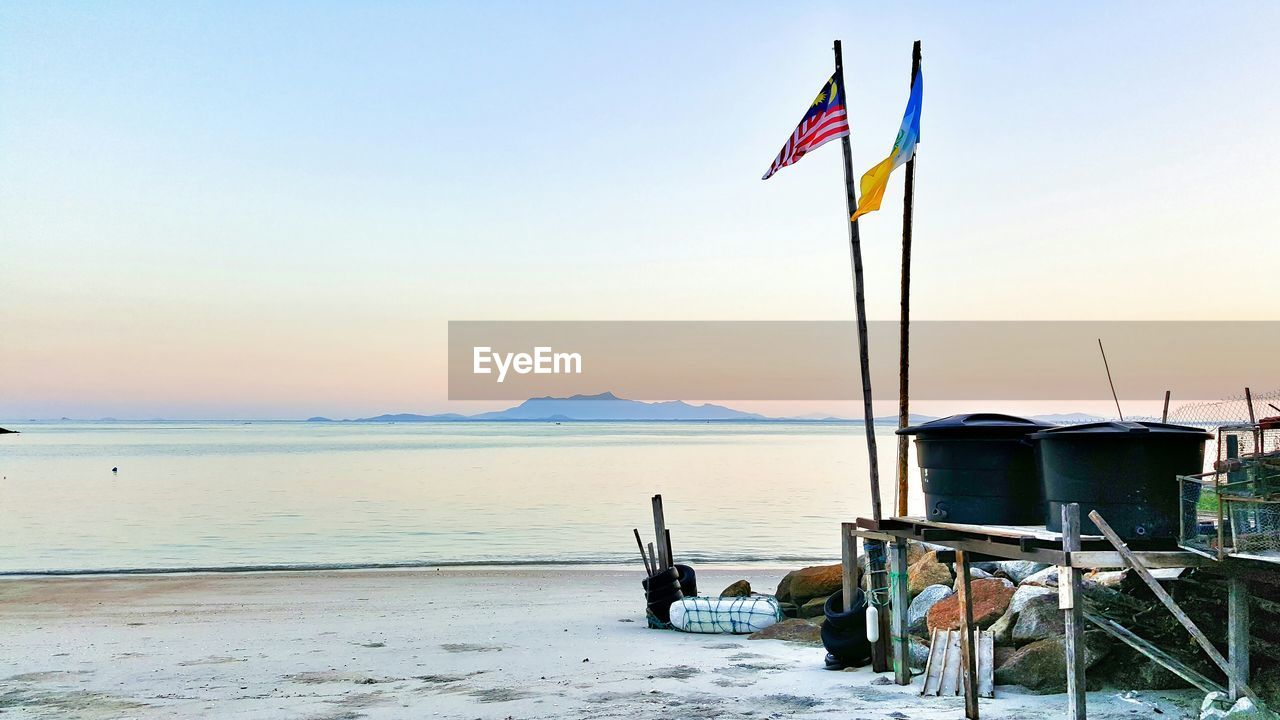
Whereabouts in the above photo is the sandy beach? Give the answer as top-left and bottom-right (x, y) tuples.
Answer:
(0, 567), (1202, 719)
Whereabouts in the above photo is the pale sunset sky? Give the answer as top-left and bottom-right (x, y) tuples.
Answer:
(3, 2), (1278, 420)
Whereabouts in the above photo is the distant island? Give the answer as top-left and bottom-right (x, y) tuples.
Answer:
(307, 392), (946, 424)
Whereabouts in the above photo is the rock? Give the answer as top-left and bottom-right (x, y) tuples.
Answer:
(1009, 584), (1056, 615)
(952, 566), (994, 589)
(0, 427), (17, 434)
(1090, 645), (1189, 691)
(907, 584), (953, 637)
(996, 561), (1051, 585)
(799, 596), (829, 619)
(1201, 692), (1274, 719)
(747, 618), (822, 645)
(927, 578), (1016, 633)
(720, 580), (751, 597)
(994, 645), (1017, 670)
(775, 565), (842, 606)
(994, 633), (1110, 694)
(989, 606), (1016, 647)
(1022, 566), (1060, 588)
(1012, 595), (1065, 644)
(908, 552), (954, 599)
(956, 573), (1013, 592)
(909, 637), (930, 670)
(1084, 570), (1127, 589)
(906, 541), (928, 566)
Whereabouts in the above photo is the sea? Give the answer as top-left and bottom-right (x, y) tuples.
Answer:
(0, 421), (920, 574)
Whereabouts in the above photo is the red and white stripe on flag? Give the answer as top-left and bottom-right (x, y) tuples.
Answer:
(761, 108), (849, 180)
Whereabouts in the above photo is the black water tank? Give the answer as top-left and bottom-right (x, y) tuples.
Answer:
(1030, 421), (1211, 540)
(898, 414), (1055, 525)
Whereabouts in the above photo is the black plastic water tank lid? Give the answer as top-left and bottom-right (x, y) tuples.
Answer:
(1028, 420), (1212, 440)
(897, 413), (1054, 437)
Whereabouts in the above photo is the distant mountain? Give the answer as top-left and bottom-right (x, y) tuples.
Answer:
(470, 392), (764, 421)
(342, 393), (765, 422)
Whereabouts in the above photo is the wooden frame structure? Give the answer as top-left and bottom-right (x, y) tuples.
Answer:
(843, 506), (1269, 719)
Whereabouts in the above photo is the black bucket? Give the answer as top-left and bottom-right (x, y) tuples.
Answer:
(1031, 421), (1211, 540)
(821, 588), (871, 667)
(675, 564), (697, 597)
(642, 566), (683, 624)
(898, 413), (1054, 525)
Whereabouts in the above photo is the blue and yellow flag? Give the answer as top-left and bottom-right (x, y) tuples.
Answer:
(851, 69), (922, 221)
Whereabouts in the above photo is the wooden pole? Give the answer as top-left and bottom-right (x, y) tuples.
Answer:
(841, 523), (859, 613)
(1228, 576), (1251, 702)
(1162, 390), (1171, 423)
(890, 538), (912, 685)
(955, 549), (979, 719)
(896, 40), (921, 519)
(834, 39), (883, 523)
(1089, 509), (1260, 704)
(1097, 338), (1123, 421)
(634, 529), (652, 576)
(1061, 503), (1086, 720)
(651, 495), (668, 571)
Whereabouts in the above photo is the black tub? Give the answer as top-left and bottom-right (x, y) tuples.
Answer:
(898, 413), (1055, 525)
(821, 588), (871, 667)
(1030, 421), (1211, 540)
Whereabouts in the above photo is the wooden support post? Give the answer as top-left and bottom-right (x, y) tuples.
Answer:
(651, 495), (668, 571)
(1061, 503), (1086, 720)
(841, 523), (859, 613)
(891, 538), (912, 685)
(1089, 509), (1260, 704)
(955, 549), (979, 720)
(1229, 576), (1251, 702)
(1162, 390), (1171, 423)
(870, 540), (890, 672)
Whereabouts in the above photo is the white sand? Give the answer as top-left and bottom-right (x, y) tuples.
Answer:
(0, 567), (1200, 719)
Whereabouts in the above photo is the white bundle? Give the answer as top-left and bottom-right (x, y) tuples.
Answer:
(668, 596), (783, 634)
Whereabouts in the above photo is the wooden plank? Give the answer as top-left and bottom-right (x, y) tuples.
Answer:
(956, 550), (979, 718)
(899, 516), (1103, 543)
(939, 630), (962, 696)
(921, 628), (945, 696)
(1229, 576), (1251, 702)
(651, 495), (668, 571)
(1089, 509), (1261, 705)
(890, 538), (912, 686)
(869, 539), (890, 673)
(1062, 503), (1086, 720)
(841, 523), (858, 613)
(1071, 550), (1217, 569)
(1085, 612), (1225, 695)
(977, 630), (994, 698)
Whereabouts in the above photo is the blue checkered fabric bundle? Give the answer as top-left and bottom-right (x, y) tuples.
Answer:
(668, 596), (784, 634)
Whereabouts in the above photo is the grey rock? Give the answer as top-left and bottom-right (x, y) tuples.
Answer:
(994, 633), (1110, 694)
(907, 584), (954, 637)
(989, 605), (1016, 647)
(1012, 594), (1065, 644)
(997, 561), (1051, 585)
(1009, 584), (1056, 615)
(1022, 566), (1061, 588)
(909, 637), (931, 670)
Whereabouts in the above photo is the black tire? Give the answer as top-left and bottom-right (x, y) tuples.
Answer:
(821, 589), (871, 666)
(642, 567), (684, 623)
(675, 564), (697, 597)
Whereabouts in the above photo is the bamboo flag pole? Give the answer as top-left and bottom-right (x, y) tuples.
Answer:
(895, 40), (921, 518)
(834, 39), (883, 524)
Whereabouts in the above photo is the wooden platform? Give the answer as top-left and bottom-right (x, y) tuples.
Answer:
(854, 515), (1218, 569)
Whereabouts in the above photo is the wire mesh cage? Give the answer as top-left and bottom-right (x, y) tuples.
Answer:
(1179, 456), (1280, 562)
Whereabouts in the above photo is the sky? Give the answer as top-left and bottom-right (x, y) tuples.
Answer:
(3, 2), (1279, 420)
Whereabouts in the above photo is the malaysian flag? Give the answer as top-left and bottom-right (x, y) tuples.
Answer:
(761, 73), (850, 180)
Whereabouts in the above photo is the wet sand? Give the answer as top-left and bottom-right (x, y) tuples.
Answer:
(0, 567), (1199, 719)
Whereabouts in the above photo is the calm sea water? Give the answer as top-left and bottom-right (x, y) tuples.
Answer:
(0, 422), (920, 574)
